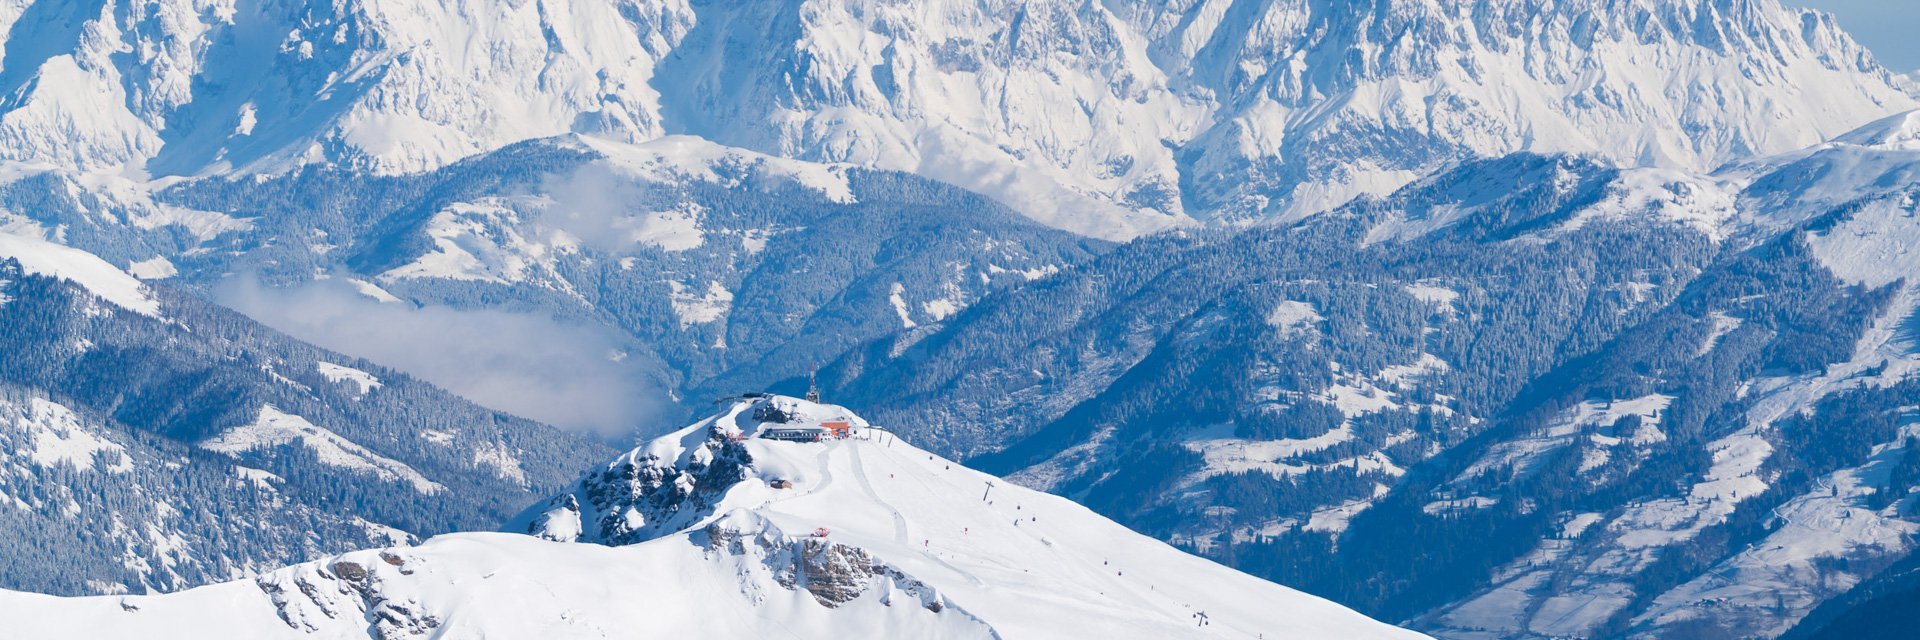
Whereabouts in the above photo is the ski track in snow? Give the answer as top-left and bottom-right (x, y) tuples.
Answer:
(810, 446), (835, 496)
(849, 442), (910, 546)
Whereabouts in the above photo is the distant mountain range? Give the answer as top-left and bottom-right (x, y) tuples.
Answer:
(2, 0), (1910, 237)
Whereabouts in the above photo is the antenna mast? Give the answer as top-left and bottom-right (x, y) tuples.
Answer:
(806, 368), (821, 404)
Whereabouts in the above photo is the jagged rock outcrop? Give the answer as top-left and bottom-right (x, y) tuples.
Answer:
(257, 551), (440, 639)
(700, 510), (952, 614)
(518, 421), (752, 545)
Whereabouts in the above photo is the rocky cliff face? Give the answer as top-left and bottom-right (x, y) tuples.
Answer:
(700, 511), (950, 612)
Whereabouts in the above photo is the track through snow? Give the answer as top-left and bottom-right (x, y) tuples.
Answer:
(809, 445), (837, 496)
(849, 442), (911, 546)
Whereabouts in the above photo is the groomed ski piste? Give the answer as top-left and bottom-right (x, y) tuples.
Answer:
(0, 395), (1426, 639)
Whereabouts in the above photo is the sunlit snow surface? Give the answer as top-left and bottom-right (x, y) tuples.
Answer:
(202, 406), (443, 495)
(0, 232), (162, 317)
(6, 398), (130, 474)
(0, 397), (1425, 639)
(315, 362), (383, 397)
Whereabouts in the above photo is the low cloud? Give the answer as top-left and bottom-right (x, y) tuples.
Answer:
(539, 163), (711, 255)
(540, 163), (645, 254)
(215, 276), (669, 438)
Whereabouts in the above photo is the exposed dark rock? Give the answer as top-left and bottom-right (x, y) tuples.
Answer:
(329, 561), (368, 583)
(797, 538), (879, 607)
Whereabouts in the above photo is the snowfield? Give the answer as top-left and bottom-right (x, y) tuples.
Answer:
(0, 396), (1426, 639)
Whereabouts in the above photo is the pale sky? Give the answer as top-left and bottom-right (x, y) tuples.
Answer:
(1790, 0), (1920, 72)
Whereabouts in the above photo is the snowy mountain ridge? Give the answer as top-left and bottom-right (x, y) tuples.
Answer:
(2, 0), (1912, 238)
(0, 395), (1426, 639)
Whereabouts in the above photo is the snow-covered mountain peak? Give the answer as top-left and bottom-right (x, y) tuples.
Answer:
(0, 393), (1424, 638)
(1713, 108), (1920, 232)
(1830, 109), (1920, 152)
(494, 393), (1424, 637)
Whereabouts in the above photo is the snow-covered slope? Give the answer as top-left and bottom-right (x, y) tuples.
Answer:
(1724, 109), (1920, 234)
(0, 395), (1425, 639)
(0, 0), (690, 175)
(0, 232), (161, 316)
